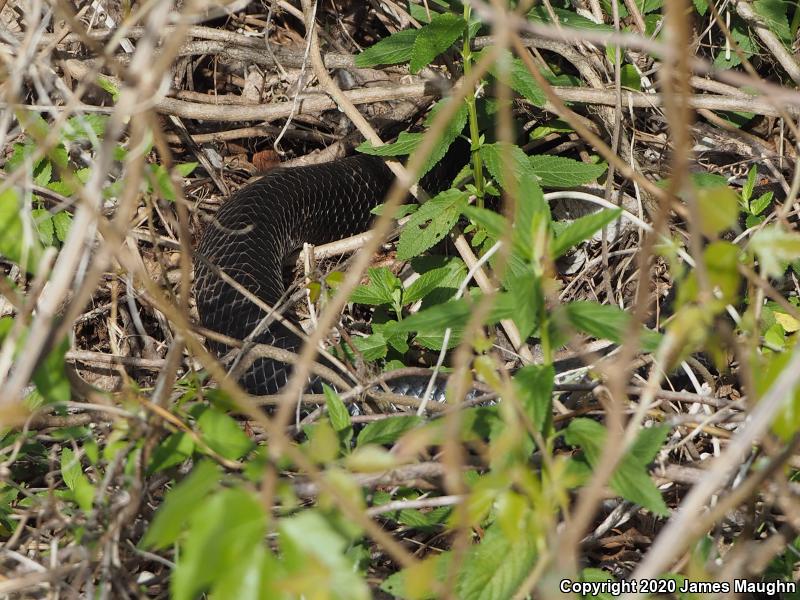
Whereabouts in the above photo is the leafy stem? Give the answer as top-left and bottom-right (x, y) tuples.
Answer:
(461, 3), (484, 207)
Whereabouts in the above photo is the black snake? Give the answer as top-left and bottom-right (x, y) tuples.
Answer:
(194, 143), (467, 396)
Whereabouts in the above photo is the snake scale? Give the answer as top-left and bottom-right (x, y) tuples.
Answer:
(194, 142), (468, 396)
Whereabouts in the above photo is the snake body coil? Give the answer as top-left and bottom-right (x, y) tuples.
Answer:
(194, 149), (464, 395)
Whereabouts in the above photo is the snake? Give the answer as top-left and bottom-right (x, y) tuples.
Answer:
(193, 141), (468, 396)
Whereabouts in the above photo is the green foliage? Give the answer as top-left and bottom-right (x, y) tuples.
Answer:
(564, 419), (669, 515)
(397, 189), (469, 259)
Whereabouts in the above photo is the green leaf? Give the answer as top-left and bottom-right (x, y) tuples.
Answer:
(505, 269), (542, 339)
(529, 155), (607, 188)
(754, 0), (792, 43)
(171, 488), (267, 600)
(551, 208), (622, 258)
(355, 28), (419, 67)
(528, 5), (614, 30)
(620, 64), (643, 91)
(357, 415), (423, 446)
(462, 205), (508, 242)
(357, 99), (468, 180)
(750, 190), (773, 216)
(704, 241), (741, 304)
(142, 460), (221, 550)
(209, 544), (285, 600)
(279, 511), (370, 600)
(564, 418), (669, 515)
(397, 189), (469, 260)
(410, 14), (466, 73)
(456, 521), (538, 599)
(60, 448), (94, 512)
(358, 131), (423, 157)
(176, 161), (198, 177)
(750, 226), (800, 278)
(480, 143), (536, 190)
(381, 552), (451, 599)
(404, 257), (465, 304)
(562, 300), (662, 352)
(324, 384), (352, 433)
(33, 209), (55, 246)
(513, 364), (554, 433)
(148, 432), (195, 474)
(713, 22), (756, 69)
(32, 334), (71, 404)
(0, 188), (43, 273)
(350, 267), (402, 306)
(697, 186), (739, 237)
(742, 165), (758, 203)
(196, 406), (254, 460)
(96, 75), (121, 101)
(52, 211), (72, 243)
(65, 114), (108, 141)
(486, 49), (546, 107)
(352, 332), (388, 360)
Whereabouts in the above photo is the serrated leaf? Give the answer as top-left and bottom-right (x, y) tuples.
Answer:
(529, 155), (607, 188)
(528, 5), (614, 30)
(704, 241), (741, 304)
(147, 432), (195, 474)
(171, 488), (266, 600)
(355, 28), (419, 67)
(52, 211), (72, 243)
(456, 521), (538, 600)
(513, 364), (554, 432)
(60, 448), (94, 512)
(562, 300), (662, 352)
(279, 511), (369, 600)
(405, 257), (465, 304)
(714, 23), (755, 69)
(350, 267), (402, 306)
(357, 415), (423, 446)
(345, 444), (398, 472)
(753, 0), (791, 43)
(381, 552), (451, 599)
(357, 131), (423, 157)
(196, 406), (254, 460)
(750, 226), (800, 277)
(750, 190), (773, 216)
(551, 208), (622, 258)
(505, 269), (541, 339)
(32, 334), (71, 404)
(352, 332), (388, 360)
(564, 418), (669, 515)
(742, 165), (758, 203)
(357, 99), (468, 180)
(34, 159), (52, 186)
(65, 114), (108, 141)
(142, 460), (221, 549)
(480, 143), (536, 189)
(97, 75), (121, 101)
(697, 186), (739, 237)
(0, 188), (43, 273)
(487, 49), (546, 107)
(397, 189), (468, 260)
(620, 64), (642, 91)
(774, 311), (800, 333)
(410, 14), (466, 73)
(323, 384), (351, 433)
(176, 161), (198, 177)
(415, 327), (462, 350)
(33, 208), (55, 246)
